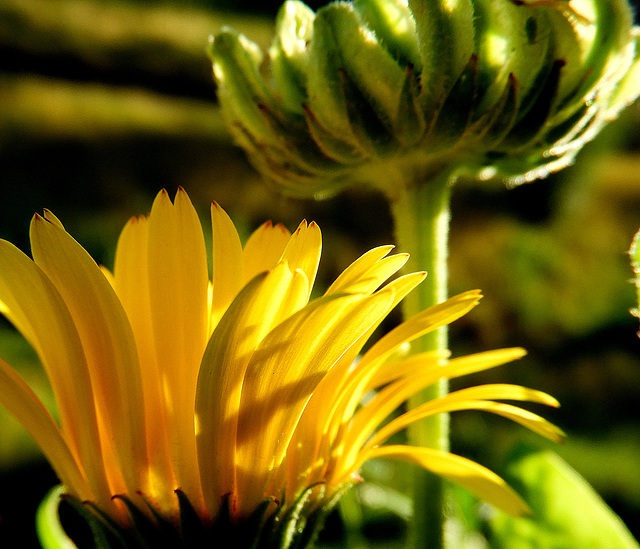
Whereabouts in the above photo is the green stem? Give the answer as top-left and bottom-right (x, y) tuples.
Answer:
(388, 169), (452, 549)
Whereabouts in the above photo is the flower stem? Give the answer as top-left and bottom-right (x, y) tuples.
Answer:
(388, 169), (452, 549)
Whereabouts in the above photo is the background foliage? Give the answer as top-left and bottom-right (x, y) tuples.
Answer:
(1, 0), (640, 546)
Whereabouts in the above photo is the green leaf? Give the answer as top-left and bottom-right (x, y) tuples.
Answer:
(490, 446), (640, 549)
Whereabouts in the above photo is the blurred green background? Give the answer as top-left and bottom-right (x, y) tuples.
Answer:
(1, 0), (640, 547)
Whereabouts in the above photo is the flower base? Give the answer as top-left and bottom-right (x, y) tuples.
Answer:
(37, 485), (343, 549)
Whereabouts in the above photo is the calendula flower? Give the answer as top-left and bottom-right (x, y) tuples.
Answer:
(211, 0), (640, 197)
(0, 188), (562, 547)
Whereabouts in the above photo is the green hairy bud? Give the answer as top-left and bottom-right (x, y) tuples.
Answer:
(210, 0), (640, 198)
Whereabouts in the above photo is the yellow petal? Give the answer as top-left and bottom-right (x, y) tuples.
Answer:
(320, 272), (429, 430)
(364, 350), (450, 390)
(0, 238), (111, 508)
(443, 384), (560, 408)
(367, 392), (565, 452)
(443, 348), (529, 380)
(41, 208), (65, 229)
(114, 216), (149, 311)
(210, 200), (244, 328)
(325, 246), (409, 295)
(363, 290), (482, 364)
(314, 343), (528, 463)
(114, 215), (175, 503)
(284, 270), (427, 497)
(318, 271), (428, 413)
(146, 188), (209, 507)
(30, 213), (146, 497)
(325, 245), (395, 294)
(306, 271), (427, 435)
(195, 262), (305, 516)
(366, 348), (527, 392)
(100, 266), (116, 287)
(0, 356), (90, 501)
(235, 286), (396, 516)
(362, 445), (532, 517)
(353, 348), (528, 442)
(279, 220), (322, 299)
(243, 221), (291, 283)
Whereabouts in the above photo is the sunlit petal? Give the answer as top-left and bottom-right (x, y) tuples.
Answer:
(363, 290), (482, 363)
(279, 220), (322, 300)
(243, 221), (291, 283)
(350, 349), (529, 447)
(236, 287), (396, 515)
(30, 213), (147, 498)
(0, 357), (90, 501)
(362, 445), (532, 517)
(442, 348), (530, 380)
(442, 383), (560, 408)
(196, 261), (306, 515)
(320, 271), (429, 430)
(326, 247), (409, 295)
(210, 200), (244, 328)
(303, 270), (428, 453)
(114, 215), (175, 507)
(0, 239), (111, 509)
(366, 392), (565, 451)
(325, 245), (395, 294)
(147, 188), (209, 508)
(364, 350), (450, 390)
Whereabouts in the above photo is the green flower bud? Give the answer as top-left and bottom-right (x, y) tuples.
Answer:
(210, 0), (640, 197)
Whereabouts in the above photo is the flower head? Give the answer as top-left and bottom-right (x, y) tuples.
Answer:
(211, 0), (640, 197)
(0, 189), (562, 545)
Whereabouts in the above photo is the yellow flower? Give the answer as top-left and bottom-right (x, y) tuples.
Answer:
(0, 189), (562, 541)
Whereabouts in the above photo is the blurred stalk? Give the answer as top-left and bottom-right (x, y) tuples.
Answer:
(389, 169), (452, 549)
(338, 489), (370, 549)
